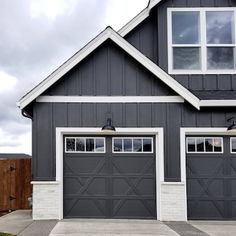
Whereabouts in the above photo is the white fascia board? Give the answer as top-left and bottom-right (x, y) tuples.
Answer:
(19, 27), (199, 110)
(109, 32), (200, 109)
(18, 28), (113, 110)
(200, 100), (236, 107)
(36, 96), (184, 103)
(148, 0), (162, 9)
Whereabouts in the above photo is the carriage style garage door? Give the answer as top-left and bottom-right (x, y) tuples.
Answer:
(63, 136), (156, 219)
(186, 136), (236, 220)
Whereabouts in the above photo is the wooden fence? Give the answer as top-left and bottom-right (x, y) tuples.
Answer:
(0, 159), (32, 211)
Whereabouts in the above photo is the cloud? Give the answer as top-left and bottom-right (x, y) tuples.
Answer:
(0, 0), (148, 155)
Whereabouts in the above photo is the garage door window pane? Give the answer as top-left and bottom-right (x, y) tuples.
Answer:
(66, 138), (75, 152)
(143, 139), (152, 152)
(214, 138), (222, 152)
(95, 138), (105, 152)
(197, 138), (204, 152)
(133, 139), (142, 152)
(114, 139), (122, 152)
(187, 138), (196, 152)
(76, 138), (85, 152)
(231, 138), (236, 153)
(205, 138), (213, 152)
(124, 139), (132, 152)
(86, 139), (94, 152)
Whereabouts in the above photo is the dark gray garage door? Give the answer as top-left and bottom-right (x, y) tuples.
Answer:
(63, 136), (156, 219)
(187, 136), (236, 220)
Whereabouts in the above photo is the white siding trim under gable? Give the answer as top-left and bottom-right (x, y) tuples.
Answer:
(36, 96), (185, 103)
(18, 27), (200, 110)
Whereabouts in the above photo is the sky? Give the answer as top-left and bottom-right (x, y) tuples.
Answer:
(0, 0), (148, 155)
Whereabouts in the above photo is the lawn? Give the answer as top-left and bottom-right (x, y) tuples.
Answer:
(0, 233), (15, 236)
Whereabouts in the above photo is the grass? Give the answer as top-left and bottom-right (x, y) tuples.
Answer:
(0, 233), (15, 236)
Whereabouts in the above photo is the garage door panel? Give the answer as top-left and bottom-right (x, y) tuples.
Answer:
(188, 200), (225, 219)
(112, 199), (156, 219)
(65, 156), (107, 174)
(187, 157), (224, 175)
(64, 198), (107, 218)
(187, 179), (224, 197)
(112, 157), (154, 174)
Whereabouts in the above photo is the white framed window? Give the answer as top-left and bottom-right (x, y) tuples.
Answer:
(167, 8), (236, 74)
(65, 137), (106, 153)
(186, 137), (223, 153)
(112, 137), (153, 153)
(230, 137), (236, 153)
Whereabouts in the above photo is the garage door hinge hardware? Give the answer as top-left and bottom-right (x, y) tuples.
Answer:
(10, 166), (16, 171)
(9, 196), (16, 201)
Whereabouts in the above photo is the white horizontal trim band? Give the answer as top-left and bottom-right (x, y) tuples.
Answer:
(36, 96), (185, 103)
(200, 100), (236, 107)
(31, 181), (60, 185)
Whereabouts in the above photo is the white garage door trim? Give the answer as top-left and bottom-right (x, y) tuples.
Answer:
(180, 127), (230, 220)
(56, 127), (164, 220)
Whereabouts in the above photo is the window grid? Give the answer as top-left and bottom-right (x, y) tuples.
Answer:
(230, 137), (236, 154)
(112, 137), (153, 153)
(65, 137), (106, 153)
(186, 137), (224, 154)
(168, 7), (236, 74)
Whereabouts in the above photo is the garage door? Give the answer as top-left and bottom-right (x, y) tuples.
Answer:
(186, 136), (236, 220)
(63, 136), (156, 219)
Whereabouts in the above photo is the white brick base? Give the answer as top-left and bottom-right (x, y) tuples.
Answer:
(32, 181), (59, 220)
(160, 182), (187, 221)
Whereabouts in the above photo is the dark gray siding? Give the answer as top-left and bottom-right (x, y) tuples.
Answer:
(43, 40), (176, 97)
(32, 102), (236, 181)
(125, 0), (236, 91)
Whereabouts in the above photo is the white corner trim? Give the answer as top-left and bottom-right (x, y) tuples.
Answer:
(56, 127), (164, 220)
(200, 100), (236, 107)
(36, 96), (185, 104)
(18, 27), (200, 110)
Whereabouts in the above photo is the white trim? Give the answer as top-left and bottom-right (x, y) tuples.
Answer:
(180, 127), (232, 220)
(167, 8), (236, 74)
(36, 96), (185, 104)
(18, 27), (200, 110)
(200, 100), (236, 107)
(56, 127), (164, 220)
(31, 181), (60, 185)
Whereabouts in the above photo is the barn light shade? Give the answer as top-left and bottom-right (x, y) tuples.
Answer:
(227, 117), (236, 131)
(102, 118), (116, 131)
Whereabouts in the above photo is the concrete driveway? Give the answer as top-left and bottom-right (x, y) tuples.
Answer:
(49, 219), (179, 236)
(1, 211), (236, 235)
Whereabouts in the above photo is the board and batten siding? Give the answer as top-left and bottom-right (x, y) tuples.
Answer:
(124, 0), (236, 91)
(32, 102), (236, 181)
(43, 40), (176, 97)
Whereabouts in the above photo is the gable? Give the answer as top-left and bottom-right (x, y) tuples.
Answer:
(18, 27), (200, 110)
(44, 40), (176, 97)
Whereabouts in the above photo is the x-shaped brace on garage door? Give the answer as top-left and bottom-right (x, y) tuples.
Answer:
(112, 159), (155, 217)
(187, 159), (225, 217)
(64, 158), (107, 216)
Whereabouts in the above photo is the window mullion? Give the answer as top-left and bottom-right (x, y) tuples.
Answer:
(201, 9), (207, 73)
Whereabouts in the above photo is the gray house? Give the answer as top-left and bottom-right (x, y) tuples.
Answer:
(18, 0), (236, 221)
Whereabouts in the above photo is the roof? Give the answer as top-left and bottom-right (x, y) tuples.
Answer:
(17, 27), (200, 110)
(0, 153), (31, 160)
(192, 91), (236, 100)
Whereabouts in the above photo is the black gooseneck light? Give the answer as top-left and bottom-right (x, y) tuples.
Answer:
(227, 117), (236, 131)
(102, 118), (116, 132)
